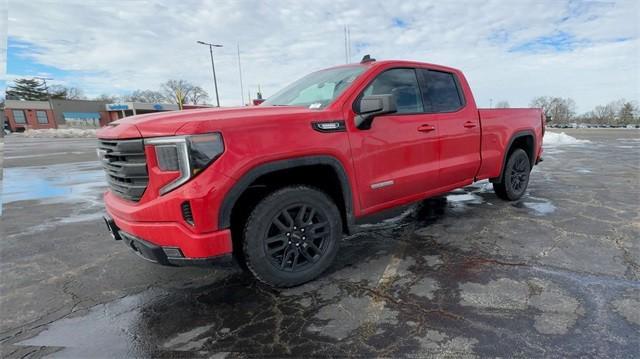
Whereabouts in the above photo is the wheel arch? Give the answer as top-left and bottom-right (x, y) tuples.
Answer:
(493, 130), (536, 183)
(218, 155), (355, 232)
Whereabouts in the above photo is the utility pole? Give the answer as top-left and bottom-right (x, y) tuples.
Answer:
(237, 43), (244, 106)
(489, 98), (493, 108)
(197, 41), (223, 107)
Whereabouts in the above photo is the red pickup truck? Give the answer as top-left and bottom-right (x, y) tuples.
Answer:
(98, 57), (544, 287)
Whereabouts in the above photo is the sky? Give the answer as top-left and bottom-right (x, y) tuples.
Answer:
(1, 0), (639, 113)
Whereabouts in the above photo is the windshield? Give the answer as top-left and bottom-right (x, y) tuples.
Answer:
(263, 66), (366, 109)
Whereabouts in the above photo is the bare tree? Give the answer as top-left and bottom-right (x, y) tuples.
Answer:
(530, 96), (576, 124)
(591, 104), (617, 124)
(578, 99), (638, 125)
(495, 100), (510, 108)
(162, 80), (195, 110)
(65, 87), (86, 100)
(95, 94), (121, 103)
(186, 86), (209, 105)
(124, 89), (167, 103)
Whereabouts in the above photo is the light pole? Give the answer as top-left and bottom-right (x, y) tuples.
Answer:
(197, 41), (223, 107)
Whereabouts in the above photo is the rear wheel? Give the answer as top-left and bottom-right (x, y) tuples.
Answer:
(493, 148), (531, 201)
(242, 186), (341, 287)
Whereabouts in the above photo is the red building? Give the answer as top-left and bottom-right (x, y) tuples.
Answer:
(4, 99), (206, 132)
(4, 100), (57, 131)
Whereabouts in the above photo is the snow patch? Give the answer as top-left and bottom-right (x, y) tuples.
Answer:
(446, 193), (483, 203)
(543, 132), (590, 147)
(15, 128), (98, 138)
(523, 201), (556, 216)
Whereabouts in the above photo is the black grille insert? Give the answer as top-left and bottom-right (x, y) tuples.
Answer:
(98, 139), (149, 202)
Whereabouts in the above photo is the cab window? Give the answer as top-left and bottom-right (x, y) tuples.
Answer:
(419, 69), (464, 113)
(362, 68), (424, 114)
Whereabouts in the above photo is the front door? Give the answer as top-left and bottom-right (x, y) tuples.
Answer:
(346, 68), (440, 213)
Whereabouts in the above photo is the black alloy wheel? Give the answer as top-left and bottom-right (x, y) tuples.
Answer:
(264, 204), (330, 272)
(243, 186), (341, 287)
(493, 148), (531, 201)
(509, 154), (530, 194)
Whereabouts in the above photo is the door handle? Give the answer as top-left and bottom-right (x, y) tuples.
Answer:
(463, 121), (477, 128)
(417, 124), (436, 132)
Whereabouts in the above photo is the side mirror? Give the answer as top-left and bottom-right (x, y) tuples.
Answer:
(355, 94), (397, 129)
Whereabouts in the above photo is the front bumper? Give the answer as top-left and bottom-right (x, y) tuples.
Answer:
(103, 214), (233, 267)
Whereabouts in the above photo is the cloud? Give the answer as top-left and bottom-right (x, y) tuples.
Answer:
(509, 31), (590, 53)
(5, 0), (639, 112)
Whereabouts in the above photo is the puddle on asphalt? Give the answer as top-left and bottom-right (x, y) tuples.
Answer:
(18, 290), (161, 358)
(357, 207), (416, 229)
(2, 161), (107, 234)
(3, 161), (105, 204)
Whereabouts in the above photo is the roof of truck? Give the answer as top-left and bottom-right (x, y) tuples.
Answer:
(324, 59), (462, 74)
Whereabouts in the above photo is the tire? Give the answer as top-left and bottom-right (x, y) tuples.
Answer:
(242, 186), (342, 287)
(493, 148), (531, 201)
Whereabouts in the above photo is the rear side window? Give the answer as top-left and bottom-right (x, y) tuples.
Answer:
(420, 70), (464, 113)
(362, 68), (423, 113)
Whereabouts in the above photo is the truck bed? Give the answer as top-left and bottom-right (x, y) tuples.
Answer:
(476, 108), (545, 180)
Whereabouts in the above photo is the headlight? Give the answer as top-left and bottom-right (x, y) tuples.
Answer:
(145, 133), (224, 195)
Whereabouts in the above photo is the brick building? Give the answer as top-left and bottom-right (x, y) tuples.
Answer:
(4, 100), (57, 131)
(4, 99), (200, 132)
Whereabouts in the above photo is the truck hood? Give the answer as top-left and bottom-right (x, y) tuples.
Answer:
(96, 106), (325, 139)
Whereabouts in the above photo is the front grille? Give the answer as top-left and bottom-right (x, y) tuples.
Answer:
(98, 139), (149, 202)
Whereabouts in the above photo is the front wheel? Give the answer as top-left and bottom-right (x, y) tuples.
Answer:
(493, 148), (531, 201)
(242, 186), (342, 287)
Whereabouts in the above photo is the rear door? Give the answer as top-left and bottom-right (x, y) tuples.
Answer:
(346, 68), (440, 212)
(418, 69), (481, 187)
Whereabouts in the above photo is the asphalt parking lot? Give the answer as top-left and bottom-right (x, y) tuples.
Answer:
(1, 129), (639, 357)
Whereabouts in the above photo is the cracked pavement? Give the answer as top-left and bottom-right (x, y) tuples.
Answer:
(1, 129), (639, 357)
